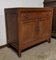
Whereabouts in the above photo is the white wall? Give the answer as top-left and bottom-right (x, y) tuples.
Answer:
(0, 0), (44, 46)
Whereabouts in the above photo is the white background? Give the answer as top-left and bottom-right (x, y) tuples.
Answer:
(0, 0), (44, 46)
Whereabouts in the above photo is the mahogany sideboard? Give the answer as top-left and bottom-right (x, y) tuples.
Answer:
(5, 8), (53, 57)
(44, 0), (56, 37)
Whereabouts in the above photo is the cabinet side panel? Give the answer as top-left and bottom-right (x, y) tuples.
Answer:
(5, 9), (18, 49)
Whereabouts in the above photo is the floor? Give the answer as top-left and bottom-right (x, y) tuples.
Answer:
(0, 38), (56, 60)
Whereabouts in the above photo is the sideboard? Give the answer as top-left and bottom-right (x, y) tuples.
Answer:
(5, 8), (53, 57)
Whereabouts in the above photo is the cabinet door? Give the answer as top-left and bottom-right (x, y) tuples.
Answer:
(39, 18), (52, 40)
(19, 21), (39, 49)
(19, 13), (39, 50)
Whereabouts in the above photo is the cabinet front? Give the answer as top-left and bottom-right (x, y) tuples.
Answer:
(19, 12), (39, 49)
(19, 11), (52, 50)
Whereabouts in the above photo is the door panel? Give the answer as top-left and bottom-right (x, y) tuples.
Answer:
(20, 21), (39, 43)
(39, 19), (51, 39)
(19, 21), (39, 49)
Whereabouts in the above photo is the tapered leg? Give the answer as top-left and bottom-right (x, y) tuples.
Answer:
(18, 50), (21, 57)
(7, 44), (10, 48)
(47, 38), (51, 43)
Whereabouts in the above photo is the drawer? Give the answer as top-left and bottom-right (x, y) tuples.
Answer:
(20, 12), (50, 22)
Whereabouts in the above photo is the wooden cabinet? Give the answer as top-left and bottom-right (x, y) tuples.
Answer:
(44, 0), (56, 37)
(5, 8), (53, 57)
(44, 0), (56, 2)
(44, 0), (56, 6)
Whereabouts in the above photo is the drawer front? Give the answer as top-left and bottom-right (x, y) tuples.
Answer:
(19, 12), (50, 23)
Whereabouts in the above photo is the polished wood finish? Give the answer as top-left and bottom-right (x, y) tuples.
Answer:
(5, 8), (53, 57)
(44, 0), (56, 37)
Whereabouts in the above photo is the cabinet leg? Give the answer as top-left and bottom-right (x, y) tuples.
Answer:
(18, 50), (21, 57)
(47, 38), (51, 43)
(7, 44), (10, 48)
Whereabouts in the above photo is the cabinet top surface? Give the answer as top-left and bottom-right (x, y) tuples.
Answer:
(5, 7), (53, 11)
